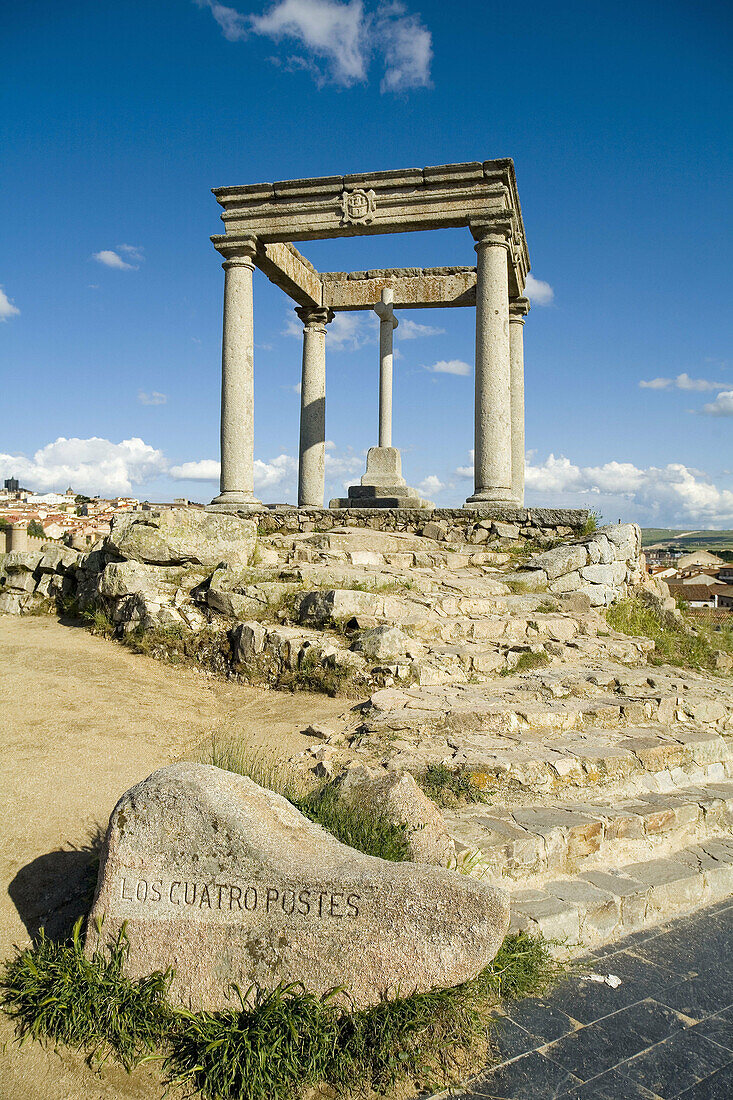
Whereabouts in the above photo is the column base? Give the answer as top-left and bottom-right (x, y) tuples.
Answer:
(207, 490), (263, 514)
(465, 487), (520, 508)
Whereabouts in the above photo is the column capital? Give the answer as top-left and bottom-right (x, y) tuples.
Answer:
(214, 235), (258, 269)
(509, 296), (530, 322)
(469, 214), (514, 250)
(295, 306), (335, 328)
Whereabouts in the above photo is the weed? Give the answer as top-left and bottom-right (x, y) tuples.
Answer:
(505, 579), (548, 595)
(607, 596), (732, 672)
(581, 510), (601, 536)
(201, 741), (409, 861)
(2, 912), (562, 1100)
(500, 651), (550, 676)
(536, 599), (560, 614)
(123, 624), (232, 675)
(0, 919), (171, 1071)
(276, 652), (355, 697)
(418, 763), (489, 808)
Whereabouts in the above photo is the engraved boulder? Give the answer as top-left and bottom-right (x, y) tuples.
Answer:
(87, 762), (510, 1010)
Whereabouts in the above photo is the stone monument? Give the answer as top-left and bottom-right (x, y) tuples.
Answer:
(87, 763), (510, 1010)
(204, 160), (531, 513)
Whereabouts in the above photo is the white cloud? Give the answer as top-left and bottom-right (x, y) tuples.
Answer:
(138, 390), (167, 406)
(451, 450), (733, 526)
(254, 453), (298, 488)
(425, 359), (471, 376)
(284, 310), (372, 350)
(525, 273), (554, 306)
(93, 249), (139, 271)
(701, 390), (733, 417)
(418, 474), (443, 496)
(169, 459), (221, 481)
(640, 373), (727, 392)
(195, 0), (249, 40)
(203, 0), (432, 91)
(0, 286), (20, 321)
(118, 244), (145, 263)
(325, 448), (363, 478)
(251, 0), (367, 84)
(0, 437), (167, 497)
(376, 3), (432, 92)
(398, 319), (445, 340)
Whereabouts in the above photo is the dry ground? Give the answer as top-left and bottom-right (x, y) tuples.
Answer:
(0, 614), (350, 1100)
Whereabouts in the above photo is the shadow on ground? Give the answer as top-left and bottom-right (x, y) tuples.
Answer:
(8, 827), (104, 942)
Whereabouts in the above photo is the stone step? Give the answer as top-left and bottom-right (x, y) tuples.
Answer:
(507, 834), (733, 952)
(447, 781), (733, 886)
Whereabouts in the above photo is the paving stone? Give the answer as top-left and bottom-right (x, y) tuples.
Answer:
(469, 1050), (581, 1098)
(675, 1063), (733, 1099)
(657, 970), (733, 1020)
(558, 1067), (663, 1099)
(616, 1027), (732, 1098)
(542, 999), (690, 1081)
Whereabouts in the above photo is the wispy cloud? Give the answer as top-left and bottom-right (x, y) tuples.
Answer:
(0, 286), (20, 321)
(425, 359), (471, 376)
(93, 246), (144, 271)
(199, 0), (432, 91)
(195, 0), (249, 40)
(284, 309), (373, 350)
(639, 372), (727, 392)
(138, 391), (167, 406)
(701, 390), (733, 417)
(525, 273), (554, 305)
(398, 319), (445, 340)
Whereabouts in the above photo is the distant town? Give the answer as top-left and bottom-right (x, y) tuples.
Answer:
(644, 545), (733, 611)
(0, 477), (201, 549)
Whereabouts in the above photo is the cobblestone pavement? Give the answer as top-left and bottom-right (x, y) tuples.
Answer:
(452, 899), (733, 1099)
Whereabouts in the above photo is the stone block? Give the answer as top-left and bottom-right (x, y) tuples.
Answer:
(232, 621), (267, 662)
(108, 509), (257, 570)
(528, 543), (589, 581)
(337, 765), (455, 866)
(623, 856), (704, 915)
(491, 522), (520, 540)
(352, 625), (418, 661)
(87, 763), (509, 1009)
(548, 571), (583, 594)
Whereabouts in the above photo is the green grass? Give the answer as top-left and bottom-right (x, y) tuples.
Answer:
(2, 924), (563, 1100)
(606, 596), (733, 672)
(417, 763), (490, 808)
(580, 511), (601, 536)
(203, 741), (410, 862)
(500, 651), (550, 676)
(536, 598), (560, 613)
(0, 918), (171, 1071)
(276, 650), (356, 697)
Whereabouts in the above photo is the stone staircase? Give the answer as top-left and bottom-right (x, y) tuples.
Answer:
(269, 526), (733, 954)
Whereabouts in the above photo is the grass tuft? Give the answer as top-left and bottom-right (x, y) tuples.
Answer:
(607, 595), (733, 672)
(202, 740), (410, 862)
(2, 913), (563, 1100)
(0, 918), (171, 1070)
(417, 763), (490, 808)
(500, 651), (550, 676)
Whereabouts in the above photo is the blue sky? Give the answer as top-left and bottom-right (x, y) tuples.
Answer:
(1, 0), (731, 525)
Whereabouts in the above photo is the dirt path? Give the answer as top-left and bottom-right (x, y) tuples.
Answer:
(0, 615), (353, 1100)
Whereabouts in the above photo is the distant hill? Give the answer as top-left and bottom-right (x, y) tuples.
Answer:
(642, 529), (733, 554)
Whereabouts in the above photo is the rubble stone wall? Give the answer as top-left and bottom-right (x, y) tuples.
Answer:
(257, 506), (590, 541)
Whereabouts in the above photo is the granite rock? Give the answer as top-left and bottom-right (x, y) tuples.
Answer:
(87, 763), (509, 1009)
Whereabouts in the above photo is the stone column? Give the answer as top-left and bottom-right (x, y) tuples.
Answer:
(374, 287), (398, 448)
(509, 297), (530, 506)
(209, 238), (262, 511)
(297, 306), (333, 508)
(466, 218), (516, 506)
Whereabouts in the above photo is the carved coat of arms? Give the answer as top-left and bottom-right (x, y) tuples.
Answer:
(340, 188), (376, 225)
